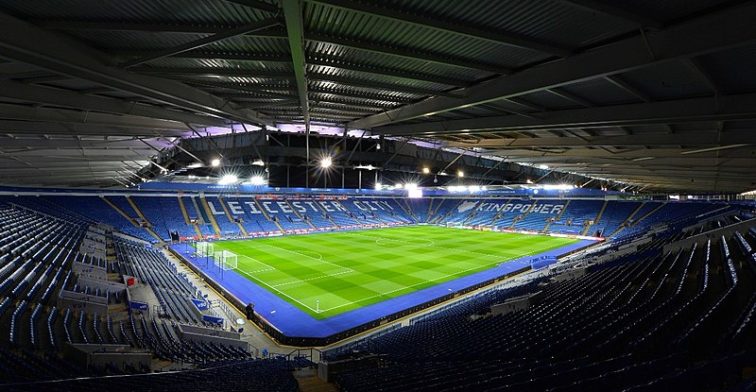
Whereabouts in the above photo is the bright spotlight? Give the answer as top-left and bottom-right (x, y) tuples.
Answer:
(375, 143), (381, 150)
(248, 175), (266, 186)
(320, 156), (333, 169)
(457, 170), (464, 177)
(404, 183), (418, 190)
(218, 174), (238, 185)
(251, 159), (265, 166)
(375, 182), (382, 190)
(526, 179), (534, 184)
(210, 158), (221, 167)
(422, 167), (430, 174)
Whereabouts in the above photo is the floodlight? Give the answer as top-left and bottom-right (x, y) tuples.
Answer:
(539, 164), (549, 170)
(422, 167), (430, 174)
(320, 156), (333, 169)
(375, 182), (382, 190)
(457, 170), (464, 177)
(249, 175), (266, 186)
(251, 159), (265, 166)
(210, 158), (221, 167)
(404, 183), (418, 190)
(218, 174), (238, 185)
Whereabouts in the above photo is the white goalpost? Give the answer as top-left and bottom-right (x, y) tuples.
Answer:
(195, 241), (214, 257)
(213, 250), (238, 271)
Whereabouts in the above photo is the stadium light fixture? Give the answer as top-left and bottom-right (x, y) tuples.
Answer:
(526, 179), (534, 184)
(375, 182), (382, 190)
(251, 159), (265, 166)
(422, 167), (430, 174)
(210, 158), (221, 167)
(404, 183), (418, 190)
(457, 170), (464, 177)
(375, 143), (381, 150)
(248, 175), (266, 186)
(320, 156), (333, 169)
(218, 174), (238, 185)
(438, 171), (448, 176)
(541, 184), (575, 191)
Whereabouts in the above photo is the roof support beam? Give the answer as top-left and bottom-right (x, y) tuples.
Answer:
(374, 93), (756, 136)
(0, 11), (271, 126)
(0, 80), (228, 126)
(0, 120), (186, 137)
(308, 0), (571, 56)
(547, 88), (594, 107)
(306, 57), (470, 87)
(445, 132), (756, 148)
(130, 67), (293, 80)
(604, 75), (652, 102)
(349, 3), (756, 129)
(224, 0), (281, 13)
(309, 73), (460, 97)
(282, 0), (311, 129)
(556, 0), (664, 29)
(120, 18), (281, 67)
(0, 103), (189, 133)
(308, 32), (511, 75)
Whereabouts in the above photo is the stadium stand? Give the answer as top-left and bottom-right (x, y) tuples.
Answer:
(3, 0), (756, 390)
(325, 231), (756, 391)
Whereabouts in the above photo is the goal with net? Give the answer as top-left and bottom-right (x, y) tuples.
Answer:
(195, 241), (214, 257)
(213, 250), (238, 271)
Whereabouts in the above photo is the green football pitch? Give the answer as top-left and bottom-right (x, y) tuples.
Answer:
(210, 225), (578, 319)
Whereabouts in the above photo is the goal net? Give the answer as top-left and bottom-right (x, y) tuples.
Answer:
(195, 241), (214, 257)
(213, 250), (238, 271)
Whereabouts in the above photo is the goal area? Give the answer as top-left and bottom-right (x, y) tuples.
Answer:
(195, 241), (214, 257)
(213, 250), (238, 271)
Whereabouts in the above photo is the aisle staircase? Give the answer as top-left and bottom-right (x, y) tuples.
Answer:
(609, 202), (646, 237)
(253, 199), (285, 232)
(177, 195), (203, 238)
(287, 200), (316, 229)
(631, 202), (667, 227)
(126, 196), (162, 241)
(394, 198), (418, 223)
(544, 199), (570, 232)
(582, 200), (607, 236)
(218, 196), (248, 236)
(198, 192), (221, 237)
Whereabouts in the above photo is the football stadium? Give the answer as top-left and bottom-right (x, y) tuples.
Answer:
(0, 1), (755, 391)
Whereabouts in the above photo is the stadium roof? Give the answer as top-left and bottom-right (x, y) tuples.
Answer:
(0, 0), (755, 192)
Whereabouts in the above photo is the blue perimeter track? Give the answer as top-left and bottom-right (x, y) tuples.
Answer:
(171, 236), (595, 339)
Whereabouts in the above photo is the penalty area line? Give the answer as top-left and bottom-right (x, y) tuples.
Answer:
(235, 269), (319, 313)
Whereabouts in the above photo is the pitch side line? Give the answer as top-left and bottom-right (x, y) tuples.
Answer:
(235, 254), (276, 274)
(254, 243), (355, 273)
(317, 245), (560, 314)
(348, 232), (435, 248)
(270, 269), (355, 288)
(235, 269), (319, 313)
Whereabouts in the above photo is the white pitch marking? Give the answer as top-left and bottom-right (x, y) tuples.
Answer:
(235, 269), (318, 313)
(317, 243), (563, 314)
(254, 243), (355, 273)
(270, 270), (355, 288)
